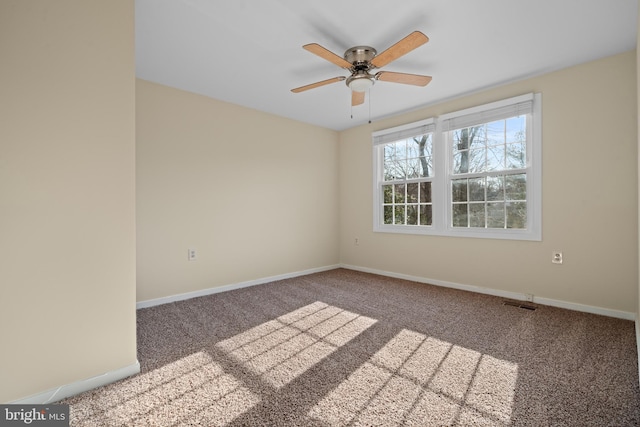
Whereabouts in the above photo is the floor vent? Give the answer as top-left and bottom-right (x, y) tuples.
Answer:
(503, 300), (537, 311)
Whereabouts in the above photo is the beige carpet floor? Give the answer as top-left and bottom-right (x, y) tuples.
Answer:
(64, 268), (640, 426)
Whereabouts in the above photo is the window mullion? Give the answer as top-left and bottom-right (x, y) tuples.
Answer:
(432, 118), (447, 231)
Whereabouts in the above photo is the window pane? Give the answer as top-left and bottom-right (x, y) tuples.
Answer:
(382, 185), (393, 203)
(407, 183), (419, 203)
(452, 179), (467, 202)
(452, 204), (468, 227)
(487, 202), (505, 228)
(469, 178), (485, 201)
(383, 161), (394, 181)
(506, 201), (527, 229)
(412, 155), (432, 178)
(406, 141), (419, 159)
(419, 204), (432, 225)
(384, 144), (398, 162)
(453, 127), (486, 174)
(486, 120), (504, 146)
(412, 134), (431, 150)
(506, 141), (526, 169)
(385, 161), (406, 181)
(505, 174), (526, 200)
(412, 134), (433, 177)
(452, 130), (467, 152)
(406, 157), (421, 179)
(470, 126), (486, 148)
(384, 206), (393, 224)
(420, 182), (432, 203)
(486, 176), (504, 201)
(420, 157), (432, 177)
(505, 116), (526, 144)
(452, 152), (468, 174)
(392, 140), (406, 156)
(394, 206), (405, 225)
(383, 185), (393, 204)
(454, 127), (485, 151)
(468, 148), (486, 173)
(407, 205), (418, 225)
(469, 203), (485, 228)
(394, 184), (405, 203)
(486, 145), (505, 171)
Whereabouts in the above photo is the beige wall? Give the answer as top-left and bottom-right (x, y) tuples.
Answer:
(637, 1), (640, 330)
(136, 80), (339, 302)
(0, 1), (137, 402)
(340, 51), (638, 313)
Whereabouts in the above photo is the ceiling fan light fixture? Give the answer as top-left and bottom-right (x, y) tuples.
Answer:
(347, 76), (374, 92)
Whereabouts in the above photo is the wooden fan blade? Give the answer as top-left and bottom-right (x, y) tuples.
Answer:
(376, 71), (432, 86)
(370, 31), (429, 68)
(303, 43), (353, 69)
(291, 76), (346, 93)
(352, 90), (365, 106)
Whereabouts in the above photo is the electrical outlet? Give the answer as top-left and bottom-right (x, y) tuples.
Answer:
(188, 248), (197, 261)
(354, 237), (359, 246)
(552, 251), (563, 264)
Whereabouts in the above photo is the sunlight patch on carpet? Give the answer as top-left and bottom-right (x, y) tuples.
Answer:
(308, 329), (518, 426)
(69, 351), (260, 427)
(216, 301), (377, 388)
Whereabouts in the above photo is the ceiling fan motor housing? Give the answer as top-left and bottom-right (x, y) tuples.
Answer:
(344, 46), (377, 91)
(344, 46), (377, 66)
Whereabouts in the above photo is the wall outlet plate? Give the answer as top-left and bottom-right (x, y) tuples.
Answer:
(552, 251), (563, 264)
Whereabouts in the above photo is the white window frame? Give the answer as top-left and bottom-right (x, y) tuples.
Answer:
(372, 93), (541, 241)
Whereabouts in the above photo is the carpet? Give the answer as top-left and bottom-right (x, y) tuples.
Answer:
(63, 268), (640, 426)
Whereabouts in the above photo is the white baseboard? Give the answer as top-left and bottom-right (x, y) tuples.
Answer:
(136, 264), (341, 309)
(10, 360), (140, 404)
(340, 263), (635, 321)
(533, 296), (635, 320)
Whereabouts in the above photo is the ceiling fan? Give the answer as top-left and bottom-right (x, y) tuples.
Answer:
(291, 31), (432, 106)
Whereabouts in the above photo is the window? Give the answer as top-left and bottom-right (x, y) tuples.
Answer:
(379, 119), (435, 227)
(373, 93), (541, 240)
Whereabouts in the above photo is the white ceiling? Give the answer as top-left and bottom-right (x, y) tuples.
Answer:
(135, 0), (637, 131)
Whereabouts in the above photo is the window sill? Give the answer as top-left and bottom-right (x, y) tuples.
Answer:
(373, 225), (541, 241)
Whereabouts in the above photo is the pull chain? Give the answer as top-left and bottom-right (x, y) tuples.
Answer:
(368, 89), (372, 124)
(349, 89), (372, 123)
(350, 94), (353, 119)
